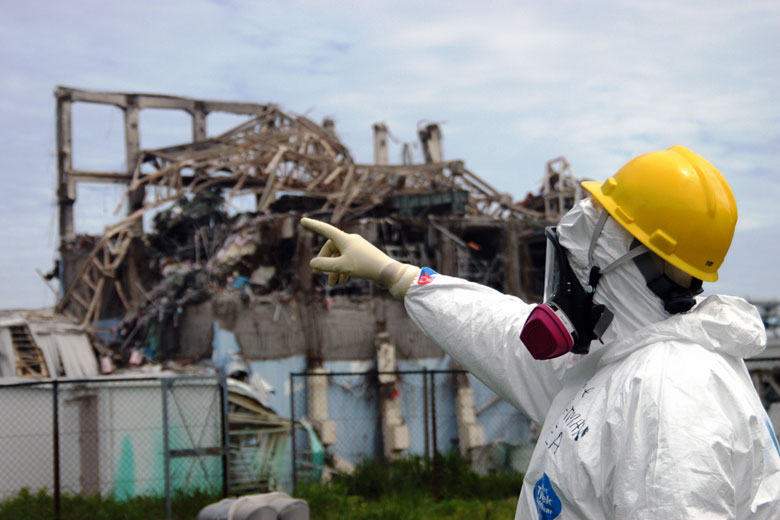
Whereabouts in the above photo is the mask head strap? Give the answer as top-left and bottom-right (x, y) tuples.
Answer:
(586, 211), (609, 271)
(588, 209), (650, 276)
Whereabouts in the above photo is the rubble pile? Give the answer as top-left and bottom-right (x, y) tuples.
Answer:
(105, 194), (304, 364)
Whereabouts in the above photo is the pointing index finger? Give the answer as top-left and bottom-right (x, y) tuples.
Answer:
(301, 217), (349, 248)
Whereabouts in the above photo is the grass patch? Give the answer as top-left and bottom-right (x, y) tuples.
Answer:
(298, 488), (517, 520)
(0, 454), (523, 519)
(0, 487), (221, 520)
(297, 452), (523, 519)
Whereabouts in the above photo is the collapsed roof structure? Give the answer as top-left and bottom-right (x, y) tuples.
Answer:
(51, 86), (585, 369)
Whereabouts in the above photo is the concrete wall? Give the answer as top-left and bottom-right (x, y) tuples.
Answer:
(182, 294), (443, 361)
(0, 385), (53, 498)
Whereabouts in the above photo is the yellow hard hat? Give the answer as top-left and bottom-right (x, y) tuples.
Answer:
(582, 146), (737, 282)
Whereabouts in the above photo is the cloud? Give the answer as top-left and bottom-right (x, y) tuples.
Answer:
(0, 0), (779, 307)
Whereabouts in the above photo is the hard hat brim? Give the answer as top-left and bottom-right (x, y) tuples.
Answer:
(581, 180), (719, 283)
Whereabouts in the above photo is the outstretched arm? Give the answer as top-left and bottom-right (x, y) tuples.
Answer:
(301, 218), (569, 422)
(404, 273), (568, 423)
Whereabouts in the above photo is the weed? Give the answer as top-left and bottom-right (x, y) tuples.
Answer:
(297, 452), (523, 519)
(0, 487), (220, 520)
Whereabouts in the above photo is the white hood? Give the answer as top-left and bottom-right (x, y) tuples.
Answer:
(557, 198), (669, 345)
(600, 293), (767, 366)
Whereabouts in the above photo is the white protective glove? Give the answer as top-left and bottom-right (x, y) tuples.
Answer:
(300, 218), (421, 300)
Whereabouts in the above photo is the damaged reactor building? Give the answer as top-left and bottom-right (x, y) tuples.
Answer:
(52, 86), (581, 368)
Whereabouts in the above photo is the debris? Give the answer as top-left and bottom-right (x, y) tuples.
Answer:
(51, 87), (591, 371)
(0, 312), (99, 378)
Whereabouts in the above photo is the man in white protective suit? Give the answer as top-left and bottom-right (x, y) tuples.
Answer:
(300, 145), (780, 519)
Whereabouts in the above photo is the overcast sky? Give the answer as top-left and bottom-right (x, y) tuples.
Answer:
(1, 0), (779, 309)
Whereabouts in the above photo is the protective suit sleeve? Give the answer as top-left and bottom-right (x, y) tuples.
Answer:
(404, 272), (574, 424)
(609, 340), (780, 519)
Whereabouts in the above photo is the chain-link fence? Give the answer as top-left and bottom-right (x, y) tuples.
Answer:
(1, 369), (535, 516)
(289, 369), (535, 493)
(0, 375), (228, 519)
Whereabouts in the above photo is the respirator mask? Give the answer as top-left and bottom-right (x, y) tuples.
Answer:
(520, 212), (648, 360)
(520, 226), (610, 359)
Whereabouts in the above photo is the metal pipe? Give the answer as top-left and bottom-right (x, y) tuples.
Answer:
(0, 374), (226, 388)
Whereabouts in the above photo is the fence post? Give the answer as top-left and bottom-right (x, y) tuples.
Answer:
(52, 380), (61, 520)
(290, 372), (297, 494)
(430, 371), (440, 501)
(220, 374), (230, 497)
(423, 368), (429, 459)
(161, 378), (172, 520)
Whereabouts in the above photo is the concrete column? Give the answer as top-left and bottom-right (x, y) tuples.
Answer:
(401, 143), (413, 165)
(56, 92), (75, 243)
(454, 371), (485, 459)
(125, 96), (144, 233)
(418, 123), (443, 163)
(373, 123), (389, 165)
(504, 223), (522, 298)
(376, 332), (409, 459)
(307, 365), (337, 446)
(322, 118), (336, 138)
(192, 102), (207, 142)
(438, 231), (459, 277)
